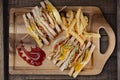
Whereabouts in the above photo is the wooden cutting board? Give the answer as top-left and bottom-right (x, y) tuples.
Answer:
(9, 6), (115, 75)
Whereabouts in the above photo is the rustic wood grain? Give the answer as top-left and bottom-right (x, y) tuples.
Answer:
(117, 0), (120, 80)
(8, 0), (116, 14)
(0, 0), (4, 80)
(9, 57), (117, 80)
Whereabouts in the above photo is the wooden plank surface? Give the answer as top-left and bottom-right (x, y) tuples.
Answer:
(9, 56), (117, 80)
(9, 7), (116, 76)
(117, 0), (120, 80)
(0, 0), (4, 80)
(6, 0), (117, 80)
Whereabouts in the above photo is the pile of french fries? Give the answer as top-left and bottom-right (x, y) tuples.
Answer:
(60, 8), (100, 45)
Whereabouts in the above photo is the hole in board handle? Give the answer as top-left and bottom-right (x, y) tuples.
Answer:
(99, 28), (108, 54)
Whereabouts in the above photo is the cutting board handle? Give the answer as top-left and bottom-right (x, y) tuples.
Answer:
(98, 20), (116, 64)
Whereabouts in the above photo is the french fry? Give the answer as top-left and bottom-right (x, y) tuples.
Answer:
(80, 34), (87, 41)
(62, 16), (68, 27)
(83, 31), (101, 38)
(66, 10), (74, 25)
(84, 16), (88, 23)
(61, 16), (70, 37)
(76, 8), (83, 35)
(68, 18), (76, 32)
(70, 31), (84, 45)
(80, 9), (88, 28)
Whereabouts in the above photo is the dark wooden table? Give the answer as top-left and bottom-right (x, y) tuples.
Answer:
(117, 0), (120, 80)
(0, 0), (119, 80)
(0, 0), (4, 80)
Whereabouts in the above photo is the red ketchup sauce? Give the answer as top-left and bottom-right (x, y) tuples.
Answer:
(17, 40), (46, 66)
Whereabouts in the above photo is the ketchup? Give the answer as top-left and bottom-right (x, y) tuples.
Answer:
(17, 40), (46, 66)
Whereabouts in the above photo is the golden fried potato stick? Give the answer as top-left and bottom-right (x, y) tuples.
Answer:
(76, 8), (83, 35)
(70, 31), (84, 45)
(62, 16), (68, 27)
(83, 31), (101, 38)
(66, 10), (74, 25)
(76, 8), (88, 35)
(68, 18), (76, 32)
(80, 10), (88, 29)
